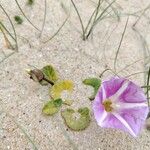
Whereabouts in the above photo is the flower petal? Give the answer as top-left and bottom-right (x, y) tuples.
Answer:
(110, 81), (129, 101)
(112, 112), (136, 137)
(118, 106), (149, 136)
(116, 102), (147, 109)
(119, 81), (147, 103)
(102, 77), (125, 99)
(100, 113), (134, 135)
(94, 85), (105, 103)
(93, 98), (107, 126)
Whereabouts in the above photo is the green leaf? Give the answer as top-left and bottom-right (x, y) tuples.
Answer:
(40, 65), (58, 85)
(61, 107), (90, 131)
(50, 80), (74, 100)
(53, 98), (63, 107)
(14, 16), (23, 24)
(83, 78), (101, 100)
(27, 0), (34, 5)
(42, 98), (62, 116)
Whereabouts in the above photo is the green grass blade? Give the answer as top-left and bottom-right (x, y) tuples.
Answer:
(0, 22), (16, 41)
(6, 113), (38, 150)
(43, 17), (68, 43)
(95, 0), (116, 25)
(86, 0), (116, 39)
(85, 0), (102, 34)
(114, 17), (129, 72)
(0, 25), (14, 49)
(105, 0), (120, 21)
(0, 4), (18, 51)
(39, 0), (47, 37)
(70, 0), (85, 40)
(15, 0), (40, 32)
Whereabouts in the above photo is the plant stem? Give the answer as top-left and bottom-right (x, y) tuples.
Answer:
(125, 71), (147, 78)
(43, 77), (54, 85)
(5, 112), (38, 150)
(141, 85), (150, 88)
(146, 68), (150, 106)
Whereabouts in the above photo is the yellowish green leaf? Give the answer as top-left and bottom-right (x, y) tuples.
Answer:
(61, 107), (90, 131)
(83, 78), (101, 100)
(42, 98), (62, 116)
(40, 65), (58, 85)
(50, 80), (74, 100)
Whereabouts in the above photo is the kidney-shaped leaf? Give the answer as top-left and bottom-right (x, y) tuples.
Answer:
(83, 78), (101, 100)
(42, 98), (62, 116)
(50, 80), (74, 100)
(61, 107), (90, 131)
(40, 65), (58, 85)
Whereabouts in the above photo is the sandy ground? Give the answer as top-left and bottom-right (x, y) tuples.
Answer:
(0, 0), (150, 149)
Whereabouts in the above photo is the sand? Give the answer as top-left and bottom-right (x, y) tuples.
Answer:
(0, 0), (150, 149)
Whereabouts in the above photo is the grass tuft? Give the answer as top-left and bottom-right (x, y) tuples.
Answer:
(70, 0), (118, 40)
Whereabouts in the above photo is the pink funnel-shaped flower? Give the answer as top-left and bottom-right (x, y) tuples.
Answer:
(93, 77), (149, 137)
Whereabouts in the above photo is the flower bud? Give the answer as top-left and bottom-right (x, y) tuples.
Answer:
(28, 69), (44, 82)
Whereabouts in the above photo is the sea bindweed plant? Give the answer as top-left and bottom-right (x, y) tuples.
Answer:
(27, 65), (91, 131)
(27, 64), (150, 137)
